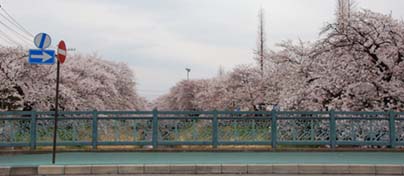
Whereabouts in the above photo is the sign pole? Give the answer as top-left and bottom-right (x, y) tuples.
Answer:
(52, 60), (60, 164)
(29, 33), (66, 164)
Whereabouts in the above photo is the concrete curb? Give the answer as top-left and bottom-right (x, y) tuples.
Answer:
(195, 164), (221, 174)
(118, 164), (143, 174)
(144, 164), (170, 174)
(1, 164), (403, 175)
(38, 165), (64, 175)
(0, 167), (10, 176)
(247, 164), (272, 174)
(221, 164), (247, 174)
(169, 164), (196, 174)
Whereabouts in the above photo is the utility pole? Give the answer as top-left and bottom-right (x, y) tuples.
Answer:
(259, 8), (264, 76)
(256, 7), (266, 77)
(185, 68), (191, 80)
(254, 7), (268, 110)
(337, 0), (353, 33)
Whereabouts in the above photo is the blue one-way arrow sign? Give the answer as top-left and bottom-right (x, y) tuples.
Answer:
(28, 49), (55, 64)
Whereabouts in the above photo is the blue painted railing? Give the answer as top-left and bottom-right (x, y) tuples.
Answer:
(0, 110), (403, 149)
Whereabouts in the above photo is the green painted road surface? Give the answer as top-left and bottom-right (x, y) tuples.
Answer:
(0, 152), (404, 166)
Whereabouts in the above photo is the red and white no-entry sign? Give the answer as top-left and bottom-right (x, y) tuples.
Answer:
(57, 40), (67, 64)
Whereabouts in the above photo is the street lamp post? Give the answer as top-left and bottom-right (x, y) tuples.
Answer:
(185, 68), (191, 80)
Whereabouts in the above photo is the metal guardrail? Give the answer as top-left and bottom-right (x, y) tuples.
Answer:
(0, 110), (403, 149)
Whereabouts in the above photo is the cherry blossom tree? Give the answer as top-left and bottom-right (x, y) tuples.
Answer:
(0, 47), (145, 111)
(155, 7), (404, 112)
(265, 40), (314, 110)
(154, 80), (203, 111)
(311, 9), (404, 111)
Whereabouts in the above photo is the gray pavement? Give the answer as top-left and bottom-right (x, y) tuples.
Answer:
(2, 152), (404, 166)
(76, 174), (397, 176)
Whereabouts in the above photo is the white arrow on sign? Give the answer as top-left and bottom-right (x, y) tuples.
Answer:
(31, 51), (53, 62)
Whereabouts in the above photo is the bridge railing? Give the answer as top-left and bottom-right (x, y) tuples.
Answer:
(0, 110), (403, 149)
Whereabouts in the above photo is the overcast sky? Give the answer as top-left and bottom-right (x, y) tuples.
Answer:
(2, 0), (404, 100)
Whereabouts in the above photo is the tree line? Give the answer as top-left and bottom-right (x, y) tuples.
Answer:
(154, 1), (404, 111)
(0, 48), (146, 111)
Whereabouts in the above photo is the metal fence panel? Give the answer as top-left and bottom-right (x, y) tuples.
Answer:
(0, 110), (403, 149)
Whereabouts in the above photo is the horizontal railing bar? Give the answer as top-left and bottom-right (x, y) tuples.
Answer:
(97, 117), (153, 120)
(51, 115), (93, 118)
(218, 117), (272, 120)
(217, 115), (272, 117)
(277, 111), (330, 115)
(0, 117), (390, 121)
(0, 142), (30, 147)
(158, 141), (212, 145)
(335, 117), (390, 120)
(334, 111), (389, 115)
(96, 111), (153, 115)
(276, 117), (329, 120)
(218, 141), (272, 145)
(36, 117), (92, 120)
(0, 111), (399, 115)
(0, 117), (31, 120)
(158, 117), (212, 120)
(0, 111), (32, 115)
(34, 117), (153, 120)
(277, 141), (330, 145)
(218, 111), (273, 115)
(36, 141), (92, 146)
(96, 141), (151, 145)
(155, 111), (334, 115)
(336, 141), (390, 145)
(1, 116), (389, 121)
(150, 111), (213, 115)
(30, 111), (96, 115)
(57, 111), (93, 115)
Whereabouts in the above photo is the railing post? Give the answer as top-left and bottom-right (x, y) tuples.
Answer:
(92, 110), (98, 150)
(389, 111), (396, 148)
(152, 109), (158, 149)
(329, 110), (336, 149)
(30, 111), (37, 150)
(271, 110), (277, 149)
(212, 110), (218, 148)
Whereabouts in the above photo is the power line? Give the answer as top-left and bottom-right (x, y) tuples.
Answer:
(0, 5), (33, 37)
(0, 20), (32, 43)
(0, 12), (33, 39)
(0, 4), (34, 47)
(0, 27), (24, 46)
(0, 34), (12, 45)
